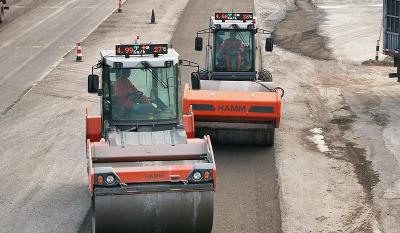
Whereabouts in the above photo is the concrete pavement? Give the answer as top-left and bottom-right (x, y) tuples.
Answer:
(171, 1), (282, 232)
(0, 0), (118, 114)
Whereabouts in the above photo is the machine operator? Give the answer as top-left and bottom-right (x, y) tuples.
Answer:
(115, 69), (149, 110)
(219, 31), (244, 71)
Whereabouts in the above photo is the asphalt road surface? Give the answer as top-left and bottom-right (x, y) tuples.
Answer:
(171, 0), (282, 232)
(0, 0), (117, 114)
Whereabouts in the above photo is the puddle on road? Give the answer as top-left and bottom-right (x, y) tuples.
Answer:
(308, 127), (331, 153)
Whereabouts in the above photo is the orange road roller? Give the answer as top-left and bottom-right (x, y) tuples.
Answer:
(182, 13), (283, 146)
(85, 43), (216, 233)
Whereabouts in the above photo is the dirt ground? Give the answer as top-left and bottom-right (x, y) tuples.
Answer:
(256, 0), (400, 232)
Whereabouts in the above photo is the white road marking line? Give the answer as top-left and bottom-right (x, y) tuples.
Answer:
(0, 0), (122, 114)
(12, 6), (98, 9)
(0, 1), (110, 86)
(0, 0), (79, 49)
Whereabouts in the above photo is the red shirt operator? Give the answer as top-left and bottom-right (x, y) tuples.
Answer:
(220, 31), (244, 71)
(115, 70), (149, 110)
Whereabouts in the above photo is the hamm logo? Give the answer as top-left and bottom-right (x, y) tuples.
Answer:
(217, 105), (247, 112)
(145, 173), (165, 179)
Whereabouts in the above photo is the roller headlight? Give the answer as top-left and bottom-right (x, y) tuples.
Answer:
(105, 175), (115, 184)
(193, 171), (202, 181)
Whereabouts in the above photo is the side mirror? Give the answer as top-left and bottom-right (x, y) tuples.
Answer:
(195, 37), (203, 51)
(265, 37), (273, 52)
(191, 72), (201, 90)
(88, 74), (99, 93)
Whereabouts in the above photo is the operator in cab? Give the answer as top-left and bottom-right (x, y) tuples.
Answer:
(220, 31), (244, 71)
(115, 69), (149, 111)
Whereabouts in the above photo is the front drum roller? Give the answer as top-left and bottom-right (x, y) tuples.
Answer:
(92, 191), (214, 233)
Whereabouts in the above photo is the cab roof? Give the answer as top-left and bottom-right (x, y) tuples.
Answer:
(100, 48), (179, 68)
(211, 17), (257, 30)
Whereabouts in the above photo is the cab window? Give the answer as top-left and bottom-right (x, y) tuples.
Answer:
(214, 30), (254, 72)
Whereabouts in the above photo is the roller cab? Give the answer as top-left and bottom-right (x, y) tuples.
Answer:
(86, 44), (216, 233)
(183, 13), (283, 146)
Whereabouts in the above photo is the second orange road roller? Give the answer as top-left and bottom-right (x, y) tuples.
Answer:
(183, 13), (284, 146)
(85, 43), (216, 233)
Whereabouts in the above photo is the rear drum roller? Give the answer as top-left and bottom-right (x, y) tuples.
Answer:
(93, 191), (214, 233)
(196, 127), (275, 146)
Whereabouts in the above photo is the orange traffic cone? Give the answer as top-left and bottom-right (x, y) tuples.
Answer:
(76, 43), (83, 62)
(117, 0), (122, 13)
(135, 34), (140, 44)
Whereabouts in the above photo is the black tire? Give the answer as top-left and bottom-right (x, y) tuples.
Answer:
(191, 72), (201, 90)
(259, 69), (273, 82)
(199, 70), (209, 80)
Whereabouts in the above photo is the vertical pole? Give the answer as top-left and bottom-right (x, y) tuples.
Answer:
(376, 1), (385, 62)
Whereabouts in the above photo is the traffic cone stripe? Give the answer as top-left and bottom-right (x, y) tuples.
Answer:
(76, 43), (82, 62)
(118, 0), (122, 13)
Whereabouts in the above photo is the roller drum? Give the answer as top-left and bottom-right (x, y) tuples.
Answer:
(93, 191), (213, 233)
(196, 127), (275, 146)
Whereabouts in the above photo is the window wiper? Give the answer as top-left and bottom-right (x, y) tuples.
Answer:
(232, 25), (249, 47)
(141, 61), (168, 88)
(238, 32), (249, 47)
